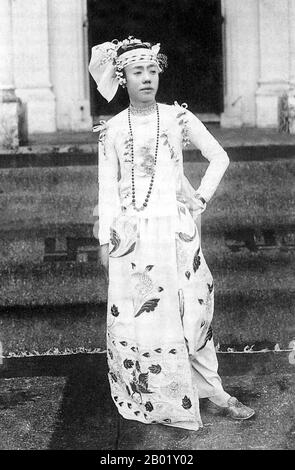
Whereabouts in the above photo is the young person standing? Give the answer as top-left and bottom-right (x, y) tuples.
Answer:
(89, 37), (255, 431)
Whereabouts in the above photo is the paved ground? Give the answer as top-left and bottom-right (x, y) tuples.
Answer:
(0, 353), (294, 450)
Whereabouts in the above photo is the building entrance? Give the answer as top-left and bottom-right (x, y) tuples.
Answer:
(88, 0), (224, 118)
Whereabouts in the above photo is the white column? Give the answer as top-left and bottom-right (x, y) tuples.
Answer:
(0, 0), (19, 147)
(290, 0), (295, 90)
(0, 0), (14, 94)
(48, 0), (92, 131)
(256, 0), (289, 128)
(11, 0), (56, 133)
(288, 0), (295, 133)
(220, 0), (243, 127)
(221, 0), (260, 128)
(236, 0), (259, 126)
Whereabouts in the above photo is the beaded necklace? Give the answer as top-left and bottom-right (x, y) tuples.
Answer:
(128, 103), (160, 212)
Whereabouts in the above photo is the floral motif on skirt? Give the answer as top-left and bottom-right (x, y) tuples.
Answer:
(106, 201), (215, 428)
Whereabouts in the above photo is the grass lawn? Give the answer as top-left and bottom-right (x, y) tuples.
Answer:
(0, 159), (294, 353)
(0, 159), (294, 233)
(0, 243), (293, 354)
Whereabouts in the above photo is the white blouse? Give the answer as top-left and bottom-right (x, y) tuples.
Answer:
(96, 102), (230, 245)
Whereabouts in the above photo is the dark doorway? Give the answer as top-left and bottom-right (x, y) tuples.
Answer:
(87, 0), (223, 117)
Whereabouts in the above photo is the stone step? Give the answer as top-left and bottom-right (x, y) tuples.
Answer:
(0, 144), (295, 169)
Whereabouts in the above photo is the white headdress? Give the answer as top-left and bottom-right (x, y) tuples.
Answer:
(88, 36), (167, 102)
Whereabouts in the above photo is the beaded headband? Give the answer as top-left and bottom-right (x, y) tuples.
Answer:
(88, 36), (167, 102)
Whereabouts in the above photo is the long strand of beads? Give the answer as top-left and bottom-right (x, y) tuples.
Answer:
(128, 103), (160, 212)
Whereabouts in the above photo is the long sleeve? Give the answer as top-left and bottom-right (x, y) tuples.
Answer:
(97, 125), (121, 245)
(184, 110), (230, 203)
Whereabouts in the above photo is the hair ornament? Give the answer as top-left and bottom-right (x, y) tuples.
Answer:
(89, 36), (168, 102)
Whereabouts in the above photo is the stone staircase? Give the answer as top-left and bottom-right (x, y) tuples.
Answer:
(0, 129), (294, 351)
